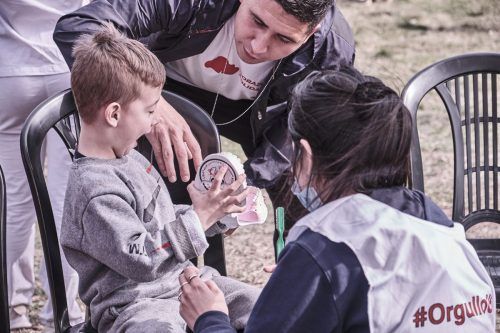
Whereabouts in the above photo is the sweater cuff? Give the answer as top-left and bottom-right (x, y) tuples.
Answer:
(205, 221), (230, 237)
(168, 206), (209, 261)
(194, 311), (233, 333)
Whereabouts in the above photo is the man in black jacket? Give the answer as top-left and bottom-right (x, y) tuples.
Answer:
(54, 0), (355, 235)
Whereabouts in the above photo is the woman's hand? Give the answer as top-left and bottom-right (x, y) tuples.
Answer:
(188, 165), (248, 230)
(178, 266), (228, 330)
(263, 264), (277, 273)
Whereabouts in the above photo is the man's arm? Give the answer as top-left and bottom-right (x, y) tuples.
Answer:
(244, 114), (293, 189)
(54, 0), (202, 181)
(53, 0), (195, 67)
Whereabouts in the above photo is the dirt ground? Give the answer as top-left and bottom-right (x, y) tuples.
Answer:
(21, 0), (500, 331)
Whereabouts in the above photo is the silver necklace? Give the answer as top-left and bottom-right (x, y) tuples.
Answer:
(209, 37), (282, 126)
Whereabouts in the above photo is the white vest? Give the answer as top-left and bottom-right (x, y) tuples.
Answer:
(287, 194), (495, 332)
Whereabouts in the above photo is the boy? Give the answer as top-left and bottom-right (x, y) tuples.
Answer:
(61, 24), (259, 332)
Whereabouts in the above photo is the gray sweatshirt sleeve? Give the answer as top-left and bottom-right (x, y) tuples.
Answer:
(173, 204), (230, 238)
(80, 194), (208, 283)
(169, 204), (210, 262)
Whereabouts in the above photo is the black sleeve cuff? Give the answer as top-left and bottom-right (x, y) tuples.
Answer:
(194, 311), (235, 333)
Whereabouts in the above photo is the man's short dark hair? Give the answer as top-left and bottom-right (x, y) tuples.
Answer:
(275, 0), (335, 29)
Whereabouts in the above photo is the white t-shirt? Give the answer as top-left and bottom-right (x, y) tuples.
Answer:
(164, 16), (277, 101)
(0, 0), (88, 77)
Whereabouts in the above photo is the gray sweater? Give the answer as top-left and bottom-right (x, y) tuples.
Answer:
(61, 150), (224, 330)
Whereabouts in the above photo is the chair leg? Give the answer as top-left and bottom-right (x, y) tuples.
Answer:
(205, 235), (227, 276)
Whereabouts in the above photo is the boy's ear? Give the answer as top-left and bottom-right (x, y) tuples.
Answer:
(104, 102), (121, 128)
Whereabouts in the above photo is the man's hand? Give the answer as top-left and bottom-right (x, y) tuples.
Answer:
(179, 266), (228, 330)
(188, 165), (248, 230)
(146, 96), (202, 182)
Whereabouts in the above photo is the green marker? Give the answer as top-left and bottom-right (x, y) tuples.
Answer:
(275, 207), (285, 260)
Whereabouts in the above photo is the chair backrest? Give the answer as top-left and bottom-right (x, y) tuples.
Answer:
(0, 164), (10, 332)
(20, 89), (222, 332)
(402, 52), (500, 230)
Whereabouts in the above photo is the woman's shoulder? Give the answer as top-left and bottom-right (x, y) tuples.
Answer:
(291, 229), (368, 286)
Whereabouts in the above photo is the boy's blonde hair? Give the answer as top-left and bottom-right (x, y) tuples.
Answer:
(71, 23), (166, 123)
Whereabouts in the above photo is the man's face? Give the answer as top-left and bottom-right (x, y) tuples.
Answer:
(234, 0), (317, 64)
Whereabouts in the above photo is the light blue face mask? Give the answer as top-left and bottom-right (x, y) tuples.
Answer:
(291, 179), (323, 212)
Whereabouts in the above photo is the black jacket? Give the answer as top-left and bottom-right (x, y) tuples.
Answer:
(54, 0), (355, 187)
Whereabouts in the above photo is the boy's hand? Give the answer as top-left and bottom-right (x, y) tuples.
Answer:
(188, 165), (248, 230)
(146, 96), (202, 183)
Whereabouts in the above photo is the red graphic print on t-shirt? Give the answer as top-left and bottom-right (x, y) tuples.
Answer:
(205, 56), (239, 75)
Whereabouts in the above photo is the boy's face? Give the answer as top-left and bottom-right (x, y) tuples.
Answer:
(114, 84), (161, 157)
(234, 0), (318, 64)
